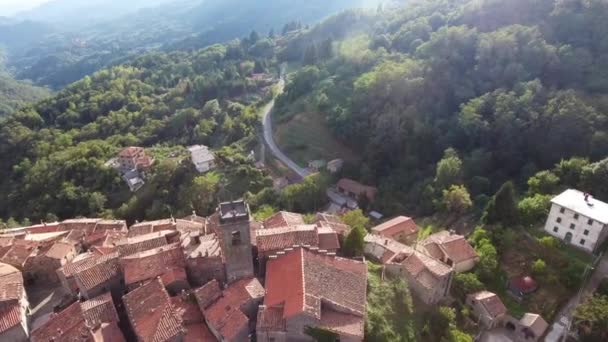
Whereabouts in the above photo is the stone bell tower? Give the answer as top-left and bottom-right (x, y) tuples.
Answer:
(217, 200), (254, 283)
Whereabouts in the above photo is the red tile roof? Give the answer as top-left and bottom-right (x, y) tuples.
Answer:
(263, 211), (305, 229)
(183, 323), (217, 342)
(171, 295), (204, 325)
(175, 219), (204, 234)
(421, 231), (478, 263)
(257, 306), (286, 332)
(263, 247), (367, 338)
(123, 278), (184, 342)
(0, 303), (22, 334)
(371, 216), (418, 238)
(470, 291), (508, 319)
(316, 226), (340, 250)
(74, 254), (120, 291)
(30, 302), (89, 342)
(81, 292), (119, 327)
(116, 232), (170, 256)
(119, 146), (144, 158)
(92, 322), (126, 342)
(203, 278), (264, 341)
(0, 237), (15, 247)
(337, 178), (377, 201)
(45, 241), (76, 260)
(121, 244), (186, 287)
(0, 243), (36, 268)
(256, 225), (318, 253)
(193, 280), (222, 310)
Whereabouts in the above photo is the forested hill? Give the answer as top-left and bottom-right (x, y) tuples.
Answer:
(0, 73), (51, 116)
(0, 40), (277, 222)
(1, 0), (383, 89)
(272, 0), (608, 216)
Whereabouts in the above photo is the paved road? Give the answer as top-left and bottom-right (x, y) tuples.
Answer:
(545, 252), (608, 341)
(261, 79), (310, 178)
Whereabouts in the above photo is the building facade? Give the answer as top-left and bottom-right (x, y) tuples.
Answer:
(543, 189), (608, 253)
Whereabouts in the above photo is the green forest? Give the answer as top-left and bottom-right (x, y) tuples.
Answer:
(1, 0), (608, 228)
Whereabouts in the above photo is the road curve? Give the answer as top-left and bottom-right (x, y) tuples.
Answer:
(261, 79), (310, 178)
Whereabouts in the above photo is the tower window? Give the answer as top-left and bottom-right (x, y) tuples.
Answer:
(231, 231), (241, 246)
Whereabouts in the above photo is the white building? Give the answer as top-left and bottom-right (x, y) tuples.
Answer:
(188, 145), (216, 173)
(543, 189), (608, 253)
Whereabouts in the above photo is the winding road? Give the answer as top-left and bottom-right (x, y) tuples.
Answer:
(261, 79), (311, 178)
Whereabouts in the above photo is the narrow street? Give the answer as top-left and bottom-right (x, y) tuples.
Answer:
(545, 252), (608, 341)
(261, 78), (310, 179)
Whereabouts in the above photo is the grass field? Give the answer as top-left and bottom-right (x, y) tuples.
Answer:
(273, 111), (359, 166)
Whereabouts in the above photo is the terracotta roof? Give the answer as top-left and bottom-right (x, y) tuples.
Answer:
(364, 234), (413, 263)
(188, 234), (221, 259)
(121, 244), (185, 287)
(176, 219), (204, 234)
(0, 277), (24, 302)
(337, 178), (377, 200)
(94, 220), (127, 232)
(203, 278), (264, 341)
(320, 308), (366, 338)
(371, 216), (418, 237)
(183, 323), (217, 342)
(74, 254), (120, 291)
(45, 241), (76, 260)
(171, 295), (204, 325)
(92, 246), (118, 255)
(81, 292), (119, 327)
(25, 231), (70, 242)
(116, 231), (170, 256)
(30, 302), (89, 342)
(470, 291), (507, 319)
(316, 220), (351, 236)
(421, 231), (478, 263)
(58, 252), (104, 278)
(520, 313), (549, 337)
(256, 225), (318, 253)
(119, 146), (144, 158)
(316, 226), (340, 250)
(193, 280), (222, 310)
(0, 303), (22, 334)
(0, 237), (14, 247)
(129, 219), (176, 238)
(92, 322), (126, 342)
(390, 251), (452, 290)
(0, 243), (37, 268)
(123, 278), (184, 342)
(263, 247), (366, 337)
(263, 211), (305, 229)
(257, 306), (286, 332)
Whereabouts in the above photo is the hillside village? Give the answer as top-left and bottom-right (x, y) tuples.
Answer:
(1, 186), (604, 341)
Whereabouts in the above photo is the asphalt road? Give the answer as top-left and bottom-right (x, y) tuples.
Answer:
(261, 79), (310, 179)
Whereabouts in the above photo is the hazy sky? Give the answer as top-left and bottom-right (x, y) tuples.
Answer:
(0, 0), (52, 16)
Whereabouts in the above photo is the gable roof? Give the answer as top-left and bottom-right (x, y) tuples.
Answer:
(123, 278), (184, 342)
(116, 231), (171, 256)
(256, 225), (318, 253)
(121, 244), (185, 287)
(390, 250), (452, 290)
(364, 234), (413, 264)
(30, 302), (91, 342)
(0, 303), (22, 334)
(469, 291), (507, 319)
(551, 189), (608, 224)
(263, 211), (305, 229)
(193, 280), (222, 310)
(337, 178), (377, 200)
(371, 216), (418, 237)
(520, 313), (549, 337)
(421, 231), (478, 263)
(81, 292), (119, 327)
(119, 146), (144, 158)
(202, 277), (264, 341)
(74, 253), (121, 291)
(44, 241), (77, 260)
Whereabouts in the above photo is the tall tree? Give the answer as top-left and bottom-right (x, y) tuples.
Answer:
(482, 181), (518, 226)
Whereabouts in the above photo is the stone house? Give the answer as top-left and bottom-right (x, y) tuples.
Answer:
(128, 218), (177, 237)
(257, 246), (367, 342)
(418, 231), (479, 273)
(80, 292), (120, 328)
(170, 293), (217, 341)
(505, 313), (549, 341)
(364, 234), (413, 263)
(336, 178), (377, 203)
(186, 234), (226, 287)
(0, 263), (29, 342)
(120, 244), (188, 294)
(194, 277), (264, 342)
(115, 230), (174, 256)
(32, 240), (79, 283)
(74, 252), (123, 299)
(384, 247), (454, 304)
(371, 216), (419, 245)
(123, 278), (185, 342)
(263, 211), (305, 229)
(57, 251), (104, 295)
(466, 291), (508, 328)
(543, 189), (608, 253)
(118, 146), (153, 171)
